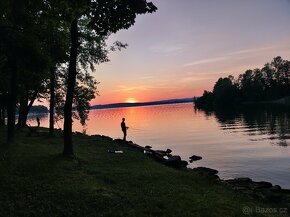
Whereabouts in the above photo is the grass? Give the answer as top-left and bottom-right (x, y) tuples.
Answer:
(0, 127), (288, 217)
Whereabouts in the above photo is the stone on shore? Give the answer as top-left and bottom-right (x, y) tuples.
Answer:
(223, 177), (288, 201)
(166, 149), (172, 154)
(252, 181), (273, 190)
(189, 155), (202, 162)
(192, 167), (219, 179)
(165, 155), (188, 168)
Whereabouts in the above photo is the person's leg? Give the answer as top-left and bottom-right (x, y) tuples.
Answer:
(123, 130), (127, 141)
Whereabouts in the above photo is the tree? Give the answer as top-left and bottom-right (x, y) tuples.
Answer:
(0, 55), (8, 126)
(59, 0), (157, 156)
(195, 56), (290, 109)
(17, 68), (48, 128)
(213, 76), (239, 106)
(53, 66), (99, 128)
(0, 0), (49, 142)
(195, 91), (214, 109)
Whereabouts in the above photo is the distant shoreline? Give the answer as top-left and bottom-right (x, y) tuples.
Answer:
(90, 97), (194, 110)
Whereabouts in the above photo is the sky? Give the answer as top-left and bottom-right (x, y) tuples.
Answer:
(93, 0), (290, 105)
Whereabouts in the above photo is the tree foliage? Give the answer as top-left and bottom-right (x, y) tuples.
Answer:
(0, 0), (157, 148)
(195, 57), (290, 109)
(58, 0), (157, 155)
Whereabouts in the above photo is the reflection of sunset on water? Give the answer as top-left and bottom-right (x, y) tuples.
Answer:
(29, 103), (290, 188)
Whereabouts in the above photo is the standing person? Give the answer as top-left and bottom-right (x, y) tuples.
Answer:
(36, 117), (40, 127)
(121, 118), (129, 141)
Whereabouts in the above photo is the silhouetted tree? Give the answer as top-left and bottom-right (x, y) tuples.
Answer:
(0, 0), (50, 141)
(213, 76), (239, 106)
(196, 57), (290, 109)
(195, 91), (214, 109)
(57, 0), (157, 156)
(53, 67), (99, 127)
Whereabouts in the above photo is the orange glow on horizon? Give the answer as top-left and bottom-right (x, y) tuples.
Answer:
(125, 97), (138, 103)
(89, 86), (207, 105)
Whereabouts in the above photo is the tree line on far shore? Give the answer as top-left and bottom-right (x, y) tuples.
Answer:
(195, 56), (290, 109)
(0, 0), (157, 156)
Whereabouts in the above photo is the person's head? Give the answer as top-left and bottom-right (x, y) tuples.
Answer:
(122, 118), (125, 122)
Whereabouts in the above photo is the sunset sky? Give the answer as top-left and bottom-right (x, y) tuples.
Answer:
(93, 0), (290, 105)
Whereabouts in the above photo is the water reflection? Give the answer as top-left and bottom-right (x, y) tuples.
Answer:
(27, 103), (290, 188)
(27, 113), (48, 127)
(201, 105), (290, 147)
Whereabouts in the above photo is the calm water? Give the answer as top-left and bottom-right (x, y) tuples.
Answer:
(29, 103), (290, 188)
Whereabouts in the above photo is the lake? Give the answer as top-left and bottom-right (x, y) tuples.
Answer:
(29, 103), (290, 188)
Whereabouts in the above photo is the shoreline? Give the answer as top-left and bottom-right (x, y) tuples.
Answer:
(34, 127), (290, 193)
(1, 127), (290, 216)
(101, 134), (290, 198)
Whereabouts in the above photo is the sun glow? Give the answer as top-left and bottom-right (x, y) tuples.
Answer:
(125, 98), (138, 103)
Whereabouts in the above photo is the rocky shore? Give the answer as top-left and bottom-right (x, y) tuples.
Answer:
(105, 137), (290, 203)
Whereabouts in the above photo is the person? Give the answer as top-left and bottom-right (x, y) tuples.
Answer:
(121, 118), (129, 141)
(36, 117), (40, 127)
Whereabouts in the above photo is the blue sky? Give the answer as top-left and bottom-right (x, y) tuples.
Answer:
(94, 0), (290, 104)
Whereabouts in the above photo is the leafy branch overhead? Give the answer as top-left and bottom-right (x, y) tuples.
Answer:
(0, 0), (157, 150)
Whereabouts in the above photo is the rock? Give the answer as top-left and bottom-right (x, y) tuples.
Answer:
(155, 150), (167, 156)
(152, 151), (165, 158)
(165, 149), (172, 154)
(165, 155), (184, 167)
(145, 145), (152, 149)
(166, 155), (181, 162)
(180, 160), (188, 167)
(236, 177), (252, 183)
(192, 167), (219, 176)
(252, 181), (272, 190)
(143, 149), (167, 163)
(189, 155), (202, 162)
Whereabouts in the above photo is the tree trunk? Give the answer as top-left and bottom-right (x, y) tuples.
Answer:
(49, 66), (56, 137)
(0, 94), (7, 126)
(0, 96), (4, 125)
(17, 91), (37, 128)
(17, 94), (28, 128)
(7, 65), (17, 143)
(0, 104), (4, 126)
(63, 19), (78, 156)
(1, 107), (5, 125)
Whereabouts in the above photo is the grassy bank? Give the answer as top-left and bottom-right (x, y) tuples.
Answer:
(0, 127), (288, 217)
